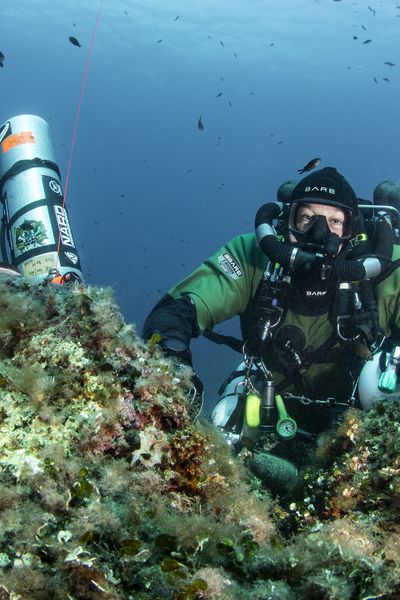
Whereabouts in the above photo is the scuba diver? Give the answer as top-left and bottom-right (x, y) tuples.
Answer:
(143, 166), (400, 494)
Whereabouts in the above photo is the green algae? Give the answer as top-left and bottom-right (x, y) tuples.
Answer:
(0, 276), (400, 598)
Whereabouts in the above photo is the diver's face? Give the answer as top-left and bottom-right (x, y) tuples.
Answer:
(295, 203), (346, 237)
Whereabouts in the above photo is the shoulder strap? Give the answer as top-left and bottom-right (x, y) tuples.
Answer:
(373, 258), (400, 287)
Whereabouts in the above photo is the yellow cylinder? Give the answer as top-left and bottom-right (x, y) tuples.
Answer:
(245, 393), (261, 428)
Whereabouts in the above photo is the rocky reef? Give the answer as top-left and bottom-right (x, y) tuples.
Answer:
(0, 276), (399, 599)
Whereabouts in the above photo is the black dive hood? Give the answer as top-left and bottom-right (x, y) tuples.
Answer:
(255, 201), (393, 281)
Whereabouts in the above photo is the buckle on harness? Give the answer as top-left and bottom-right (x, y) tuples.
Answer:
(349, 233), (368, 248)
(337, 315), (360, 342)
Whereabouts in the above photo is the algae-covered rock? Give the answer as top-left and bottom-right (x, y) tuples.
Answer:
(0, 277), (275, 599)
(1, 276), (400, 599)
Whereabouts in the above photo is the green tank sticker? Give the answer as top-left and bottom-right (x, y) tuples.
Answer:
(15, 219), (48, 253)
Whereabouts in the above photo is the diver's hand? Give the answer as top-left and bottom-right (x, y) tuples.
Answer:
(159, 338), (203, 421)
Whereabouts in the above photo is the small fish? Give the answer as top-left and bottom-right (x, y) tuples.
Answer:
(383, 77), (390, 82)
(156, 39), (162, 43)
(353, 35), (358, 40)
(216, 92), (223, 98)
(368, 5), (376, 16)
(69, 36), (81, 47)
(361, 25), (367, 30)
(0, 51), (4, 67)
(362, 39), (372, 44)
(197, 116), (204, 131)
(373, 77), (378, 83)
(173, 15), (179, 21)
(384, 61), (395, 67)
(220, 40), (224, 47)
(298, 158), (321, 174)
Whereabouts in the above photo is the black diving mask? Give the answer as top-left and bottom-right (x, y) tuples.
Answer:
(290, 213), (341, 258)
(288, 202), (353, 257)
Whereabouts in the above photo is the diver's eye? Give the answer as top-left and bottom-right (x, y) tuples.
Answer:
(296, 212), (314, 229)
(328, 217), (344, 232)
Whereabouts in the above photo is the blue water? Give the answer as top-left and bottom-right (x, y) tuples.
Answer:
(1, 0), (399, 412)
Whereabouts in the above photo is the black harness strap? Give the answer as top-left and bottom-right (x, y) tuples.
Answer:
(203, 330), (243, 353)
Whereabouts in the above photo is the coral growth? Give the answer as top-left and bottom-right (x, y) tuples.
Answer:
(0, 277), (274, 599)
(1, 276), (400, 599)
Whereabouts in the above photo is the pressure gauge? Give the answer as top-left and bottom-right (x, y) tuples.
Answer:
(276, 417), (297, 439)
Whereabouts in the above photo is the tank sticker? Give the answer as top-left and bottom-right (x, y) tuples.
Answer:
(217, 252), (243, 279)
(0, 121), (10, 144)
(15, 219), (48, 254)
(48, 179), (63, 196)
(54, 206), (75, 248)
(64, 251), (79, 265)
(1, 130), (35, 153)
(22, 254), (56, 280)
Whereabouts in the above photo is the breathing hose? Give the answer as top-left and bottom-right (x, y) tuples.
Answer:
(255, 201), (393, 279)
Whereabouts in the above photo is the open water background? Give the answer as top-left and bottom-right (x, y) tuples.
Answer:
(1, 0), (399, 413)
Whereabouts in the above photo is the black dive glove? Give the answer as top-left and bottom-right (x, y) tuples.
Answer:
(160, 338), (204, 421)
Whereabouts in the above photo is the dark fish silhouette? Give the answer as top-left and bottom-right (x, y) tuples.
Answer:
(383, 77), (390, 82)
(353, 36), (358, 40)
(368, 5), (376, 16)
(173, 15), (179, 21)
(373, 77), (378, 83)
(69, 36), (81, 47)
(216, 92), (223, 98)
(298, 158), (321, 174)
(0, 51), (4, 67)
(220, 40), (224, 47)
(197, 116), (204, 131)
(384, 61), (395, 67)
(362, 39), (372, 44)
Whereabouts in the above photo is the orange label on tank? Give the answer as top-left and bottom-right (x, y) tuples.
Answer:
(1, 131), (35, 153)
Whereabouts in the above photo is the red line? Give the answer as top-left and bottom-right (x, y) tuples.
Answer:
(55, 0), (105, 263)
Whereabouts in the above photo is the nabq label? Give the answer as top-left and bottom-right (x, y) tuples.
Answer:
(54, 206), (75, 248)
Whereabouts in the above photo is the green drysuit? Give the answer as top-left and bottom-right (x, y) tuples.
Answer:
(168, 233), (400, 410)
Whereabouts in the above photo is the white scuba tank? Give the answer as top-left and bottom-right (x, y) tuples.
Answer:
(0, 115), (83, 284)
(358, 350), (400, 410)
(211, 361), (262, 445)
